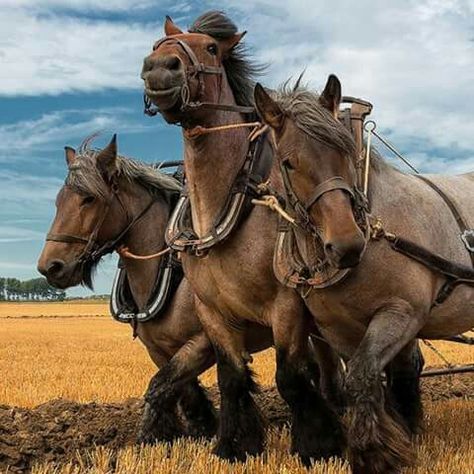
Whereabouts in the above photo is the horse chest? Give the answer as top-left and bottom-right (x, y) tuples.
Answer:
(181, 253), (272, 324)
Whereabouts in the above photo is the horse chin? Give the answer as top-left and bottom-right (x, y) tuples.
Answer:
(45, 265), (83, 290)
(328, 252), (362, 270)
(45, 260), (98, 291)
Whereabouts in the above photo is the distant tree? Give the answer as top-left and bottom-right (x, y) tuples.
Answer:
(0, 276), (66, 301)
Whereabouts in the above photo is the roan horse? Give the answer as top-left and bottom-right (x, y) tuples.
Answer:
(140, 11), (344, 463)
(254, 77), (474, 473)
(37, 135), (273, 441)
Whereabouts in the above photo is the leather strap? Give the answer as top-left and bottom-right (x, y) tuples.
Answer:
(304, 176), (355, 210)
(417, 175), (474, 267)
(46, 234), (89, 244)
(182, 101), (255, 114)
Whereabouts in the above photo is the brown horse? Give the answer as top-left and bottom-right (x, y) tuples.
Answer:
(140, 11), (344, 463)
(254, 77), (474, 473)
(37, 135), (273, 441)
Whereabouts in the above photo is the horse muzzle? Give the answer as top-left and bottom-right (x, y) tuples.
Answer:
(141, 54), (185, 112)
(324, 233), (367, 269)
(37, 258), (82, 289)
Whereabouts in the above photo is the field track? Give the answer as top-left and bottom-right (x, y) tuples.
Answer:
(0, 302), (472, 473)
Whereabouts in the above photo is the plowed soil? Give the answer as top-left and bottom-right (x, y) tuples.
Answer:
(1, 376), (473, 473)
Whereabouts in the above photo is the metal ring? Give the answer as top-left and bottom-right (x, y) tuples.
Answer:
(364, 120), (377, 132)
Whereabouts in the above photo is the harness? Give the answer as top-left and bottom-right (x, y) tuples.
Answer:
(110, 251), (183, 323)
(165, 130), (273, 255)
(144, 36), (255, 118)
(273, 97), (372, 290)
(275, 98), (474, 306)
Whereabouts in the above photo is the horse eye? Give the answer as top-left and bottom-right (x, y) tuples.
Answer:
(81, 196), (95, 205)
(282, 159), (294, 170)
(207, 44), (218, 55)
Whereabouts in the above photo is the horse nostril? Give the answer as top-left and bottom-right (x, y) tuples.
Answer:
(324, 243), (335, 256)
(47, 259), (65, 276)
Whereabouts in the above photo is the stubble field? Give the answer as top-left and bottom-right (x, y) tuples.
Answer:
(0, 301), (472, 473)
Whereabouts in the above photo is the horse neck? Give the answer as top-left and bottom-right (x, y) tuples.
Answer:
(366, 153), (405, 211)
(118, 181), (169, 311)
(183, 79), (250, 237)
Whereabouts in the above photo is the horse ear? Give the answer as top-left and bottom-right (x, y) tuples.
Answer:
(64, 146), (76, 167)
(219, 31), (246, 57)
(319, 74), (342, 119)
(96, 134), (117, 181)
(254, 83), (284, 130)
(164, 15), (183, 36)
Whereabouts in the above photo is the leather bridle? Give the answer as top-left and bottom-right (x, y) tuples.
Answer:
(46, 184), (156, 267)
(144, 36), (255, 117)
(279, 158), (369, 239)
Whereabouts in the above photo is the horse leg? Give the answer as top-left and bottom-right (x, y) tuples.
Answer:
(138, 331), (215, 444)
(139, 348), (186, 441)
(344, 297), (423, 474)
(273, 305), (344, 465)
(386, 339), (424, 436)
(195, 299), (265, 462)
(178, 379), (218, 439)
(309, 332), (345, 413)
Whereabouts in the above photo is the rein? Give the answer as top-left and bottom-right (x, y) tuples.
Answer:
(144, 36), (255, 117)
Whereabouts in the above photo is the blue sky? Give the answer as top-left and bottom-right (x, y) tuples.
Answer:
(1, 0), (473, 296)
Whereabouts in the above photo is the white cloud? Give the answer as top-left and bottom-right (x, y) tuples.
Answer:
(0, 4), (164, 96)
(0, 171), (62, 203)
(210, 0), (474, 172)
(0, 226), (45, 243)
(0, 107), (154, 159)
(1, 0), (154, 10)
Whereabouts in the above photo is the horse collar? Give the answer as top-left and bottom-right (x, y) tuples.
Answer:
(165, 130), (272, 256)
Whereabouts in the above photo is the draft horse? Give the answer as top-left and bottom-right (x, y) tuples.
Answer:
(37, 135), (273, 441)
(140, 11), (344, 463)
(254, 76), (474, 473)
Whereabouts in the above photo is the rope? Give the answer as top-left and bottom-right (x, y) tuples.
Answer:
(251, 195), (296, 225)
(117, 245), (171, 260)
(364, 120), (420, 174)
(184, 121), (263, 139)
(422, 339), (454, 368)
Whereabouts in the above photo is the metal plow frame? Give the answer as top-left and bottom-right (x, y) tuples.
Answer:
(420, 333), (474, 378)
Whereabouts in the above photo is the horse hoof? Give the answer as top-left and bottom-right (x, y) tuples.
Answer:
(212, 441), (247, 462)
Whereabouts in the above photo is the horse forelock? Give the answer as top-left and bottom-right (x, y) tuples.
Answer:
(188, 10), (266, 107)
(275, 84), (357, 158)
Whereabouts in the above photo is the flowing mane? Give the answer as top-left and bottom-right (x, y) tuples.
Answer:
(274, 83), (356, 157)
(189, 11), (266, 107)
(274, 82), (392, 172)
(66, 135), (182, 201)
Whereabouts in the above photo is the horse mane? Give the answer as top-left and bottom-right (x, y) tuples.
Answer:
(189, 10), (266, 107)
(274, 82), (357, 157)
(274, 81), (394, 173)
(66, 135), (182, 202)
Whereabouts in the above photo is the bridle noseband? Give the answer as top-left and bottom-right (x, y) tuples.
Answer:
(144, 36), (255, 117)
(280, 159), (369, 239)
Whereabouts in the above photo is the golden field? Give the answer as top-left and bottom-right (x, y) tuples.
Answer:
(0, 301), (473, 474)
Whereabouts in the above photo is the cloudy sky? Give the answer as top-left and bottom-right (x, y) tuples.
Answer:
(1, 0), (473, 296)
